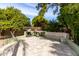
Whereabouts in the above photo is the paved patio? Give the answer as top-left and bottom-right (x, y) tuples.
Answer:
(0, 36), (76, 56)
(15, 36), (76, 56)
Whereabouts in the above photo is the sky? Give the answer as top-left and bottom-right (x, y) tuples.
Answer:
(0, 3), (59, 21)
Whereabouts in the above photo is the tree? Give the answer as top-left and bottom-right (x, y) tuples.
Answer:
(32, 4), (48, 30)
(36, 3), (59, 15)
(0, 7), (30, 39)
(46, 20), (61, 32)
(32, 3), (60, 31)
(58, 4), (79, 45)
(32, 16), (48, 30)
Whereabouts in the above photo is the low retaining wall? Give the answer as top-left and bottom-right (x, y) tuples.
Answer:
(44, 32), (79, 55)
(0, 30), (24, 39)
(44, 32), (69, 42)
(0, 41), (17, 56)
(66, 39), (79, 56)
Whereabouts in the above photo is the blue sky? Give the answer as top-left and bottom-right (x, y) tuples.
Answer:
(0, 3), (58, 21)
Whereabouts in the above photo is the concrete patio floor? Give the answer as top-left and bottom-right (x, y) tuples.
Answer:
(14, 36), (76, 56)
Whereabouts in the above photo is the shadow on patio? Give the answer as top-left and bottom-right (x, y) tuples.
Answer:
(49, 42), (75, 56)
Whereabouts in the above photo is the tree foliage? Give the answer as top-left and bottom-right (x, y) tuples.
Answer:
(32, 4), (49, 30)
(32, 16), (48, 30)
(58, 4), (79, 44)
(0, 7), (30, 37)
(36, 3), (59, 15)
(32, 3), (60, 31)
(46, 20), (61, 32)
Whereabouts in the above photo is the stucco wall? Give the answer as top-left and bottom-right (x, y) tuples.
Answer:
(44, 32), (69, 42)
